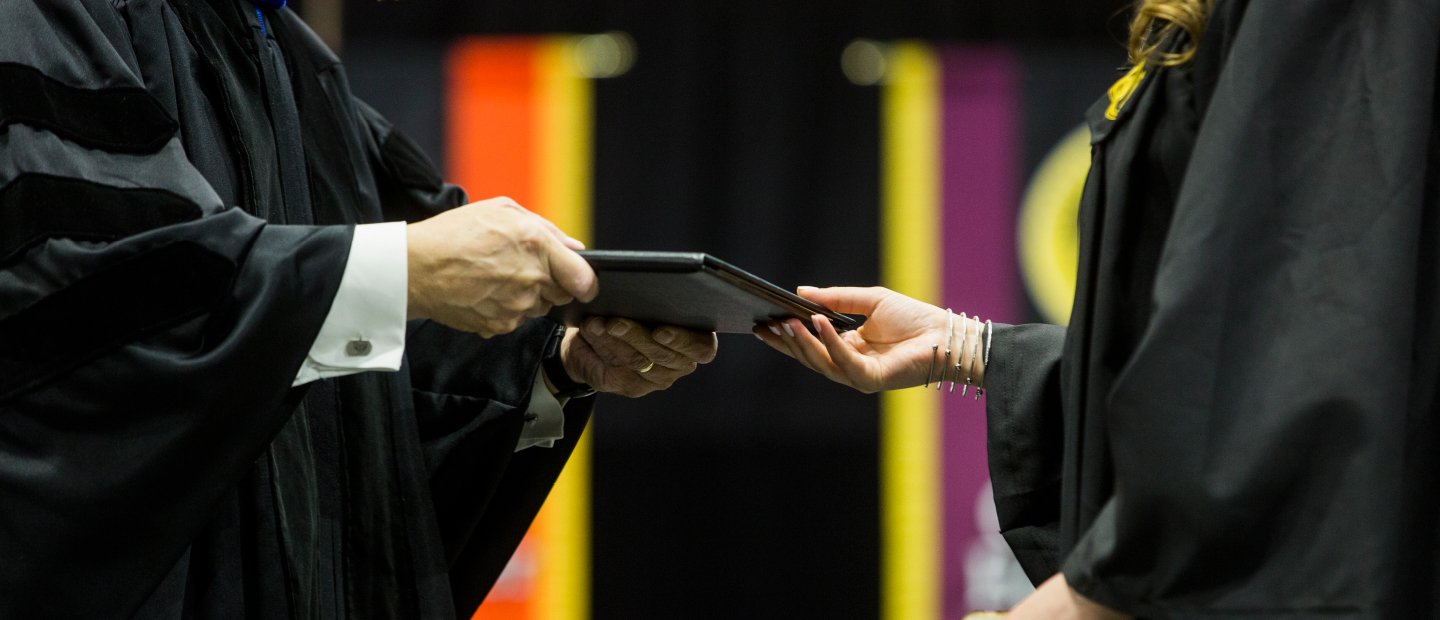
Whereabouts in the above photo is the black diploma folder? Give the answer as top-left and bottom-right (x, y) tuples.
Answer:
(548, 251), (863, 334)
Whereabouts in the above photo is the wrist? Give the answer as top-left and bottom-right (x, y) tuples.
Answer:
(927, 309), (991, 394)
(405, 224), (431, 321)
(543, 326), (595, 399)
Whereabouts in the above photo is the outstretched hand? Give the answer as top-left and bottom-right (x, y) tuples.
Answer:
(754, 286), (947, 393)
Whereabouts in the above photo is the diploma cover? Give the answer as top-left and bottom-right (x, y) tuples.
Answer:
(549, 251), (862, 334)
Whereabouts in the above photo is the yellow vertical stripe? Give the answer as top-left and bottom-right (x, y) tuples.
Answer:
(533, 37), (593, 620)
(879, 42), (942, 620)
(536, 37), (594, 245)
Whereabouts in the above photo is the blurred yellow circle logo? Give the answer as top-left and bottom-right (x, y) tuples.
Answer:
(1018, 125), (1089, 325)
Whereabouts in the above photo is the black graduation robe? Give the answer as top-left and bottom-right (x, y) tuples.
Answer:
(984, 0), (1440, 616)
(0, 2), (591, 617)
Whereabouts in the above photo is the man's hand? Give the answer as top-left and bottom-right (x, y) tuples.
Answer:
(558, 318), (718, 398)
(406, 197), (598, 337)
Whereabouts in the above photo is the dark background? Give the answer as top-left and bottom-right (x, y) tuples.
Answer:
(330, 1), (1129, 617)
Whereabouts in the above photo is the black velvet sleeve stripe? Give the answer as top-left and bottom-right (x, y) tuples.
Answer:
(0, 62), (178, 154)
(0, 241), (234, 401)
(0, 174), (203, 265)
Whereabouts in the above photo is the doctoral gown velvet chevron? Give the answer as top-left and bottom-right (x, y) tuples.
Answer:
(984, 1), (1440, 617)
(0, 2), (590, 617)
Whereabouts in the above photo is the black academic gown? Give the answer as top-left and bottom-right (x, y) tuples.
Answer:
(985, 1), (1440, 616)
(0, 2), (591, 618)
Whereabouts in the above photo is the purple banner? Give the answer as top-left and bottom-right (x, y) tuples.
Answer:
(939, 46), (1026, 617)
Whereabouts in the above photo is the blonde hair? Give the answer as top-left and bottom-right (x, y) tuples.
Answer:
(1128, 0), (1213, 67)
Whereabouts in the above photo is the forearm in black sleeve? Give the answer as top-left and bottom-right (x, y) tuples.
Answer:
(984, 322), (1067, 584)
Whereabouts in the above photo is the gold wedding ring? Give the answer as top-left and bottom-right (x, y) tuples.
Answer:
(637, 361), (655, 374)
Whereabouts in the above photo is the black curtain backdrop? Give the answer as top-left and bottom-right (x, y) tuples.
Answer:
(343, 1), (1129, 617)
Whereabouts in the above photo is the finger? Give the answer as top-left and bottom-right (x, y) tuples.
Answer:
(539, 285), (575, 306)
(601, 366), (679, 398)
(542, 237), (599, 302)
(768, 320), (829, 377)
(779, 318), (849, 384)
(560, 326), (611, 388)
(795, 286), (889, 315)
(651, 326), (719, 364)
(580, 318), (651, 371)
(631, 361), (698, 387)
(811, 314), (879, 386)
(598, 319), (690, 370)
(753, 325), (801, 361)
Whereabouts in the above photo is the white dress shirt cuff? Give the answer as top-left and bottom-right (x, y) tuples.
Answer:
(516, 368), (567, 451)
(294, 222), (408, 387)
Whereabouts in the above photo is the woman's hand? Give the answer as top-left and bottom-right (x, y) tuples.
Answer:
(754, 286), (948, 393)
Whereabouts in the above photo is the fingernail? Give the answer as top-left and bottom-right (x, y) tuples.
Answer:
(608, 321), (630, 337)
(654, 329), (674, 344)
(812, 315), (825, 333)
(797, 286), (817, 294)
(782, 323), (795, 338)
(755, 333), (765, 342)
(768, 324), (783, 337)
(588, 320), (605, 335)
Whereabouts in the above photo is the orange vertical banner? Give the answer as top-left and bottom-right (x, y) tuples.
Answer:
(447, 38), (540, 212)
(447, 35), (593, 620)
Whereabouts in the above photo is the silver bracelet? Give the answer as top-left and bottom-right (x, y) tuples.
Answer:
(960, 316), (972, 396)
(976, 319), (993, 397)
(925, 344), (938, 388)
(971, 316), (983, 399)
(941, 309), (955, 392)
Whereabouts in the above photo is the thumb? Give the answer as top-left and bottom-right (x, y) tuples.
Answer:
(544, 237), (599, 302)
(796, 286), (888, 315)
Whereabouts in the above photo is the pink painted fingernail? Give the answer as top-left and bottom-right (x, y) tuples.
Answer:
(782, 323), (795, 338)
(768, 324), (783, 337)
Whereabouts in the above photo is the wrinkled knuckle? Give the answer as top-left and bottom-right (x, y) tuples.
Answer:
(518, 231), (545, 254)
(501, 297), (530, 313)
(518, 289), (541, 308)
